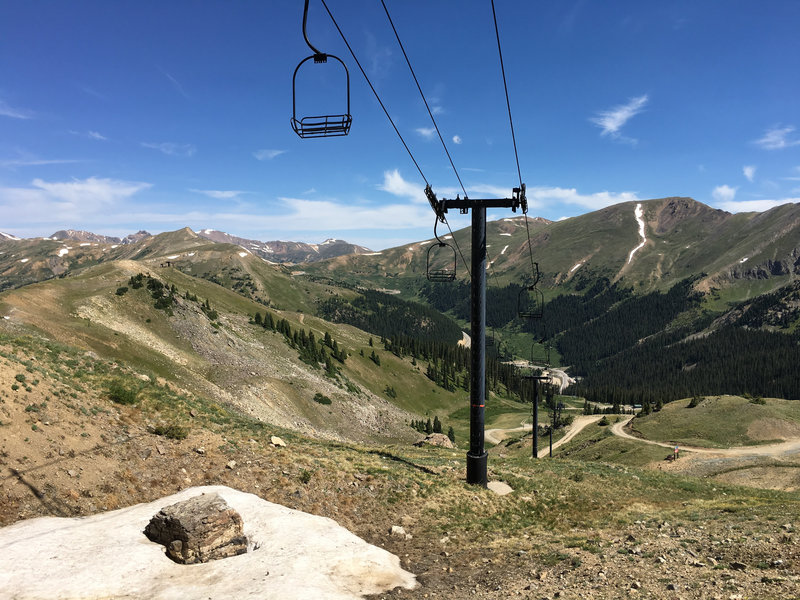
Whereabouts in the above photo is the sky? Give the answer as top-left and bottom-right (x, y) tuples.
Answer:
(1, 0), (800, 250)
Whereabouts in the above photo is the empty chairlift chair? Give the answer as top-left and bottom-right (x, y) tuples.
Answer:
(290, 0), (352, 138)
(426, 218), (457, 282)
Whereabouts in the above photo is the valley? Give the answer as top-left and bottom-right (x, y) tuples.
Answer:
(2, 196), (800, 598)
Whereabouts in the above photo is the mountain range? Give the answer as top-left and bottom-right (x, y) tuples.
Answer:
(1, 196), (799, 439)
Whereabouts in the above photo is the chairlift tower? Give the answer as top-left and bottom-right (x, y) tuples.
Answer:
(426, 184), (526, 487)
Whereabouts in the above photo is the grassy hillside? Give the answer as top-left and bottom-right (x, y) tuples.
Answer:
(630, 395), (800, 448)
(2, 333), (800, 598)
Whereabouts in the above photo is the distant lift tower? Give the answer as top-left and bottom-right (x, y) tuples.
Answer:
(426, 184), (527, 487)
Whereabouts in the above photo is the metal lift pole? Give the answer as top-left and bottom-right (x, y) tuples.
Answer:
(430, 185), (526, 487)
(532, 381), (539, 459)
(467, 203), (488, 486)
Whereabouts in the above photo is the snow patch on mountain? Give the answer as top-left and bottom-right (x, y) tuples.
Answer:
(570, 262), (583, 272)
(627, 203), (647, 264)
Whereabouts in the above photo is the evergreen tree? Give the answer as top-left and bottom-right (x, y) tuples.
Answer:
(425, 418), (433, 434)
(433, 416), (442, 434)
(447, 426), (455, 443)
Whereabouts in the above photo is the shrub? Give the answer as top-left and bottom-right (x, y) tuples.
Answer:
(15, 374), (26, 383)
(151, 423), (188, 440)
(115, 286), (129, 296)
(687, 395), (701, 408)
(598, 416), (609, 426)
(299, 469), (312, 484)
(313, 392), (332, 405)
(749, 396), (766, 405)
(107, 380), (139, 405)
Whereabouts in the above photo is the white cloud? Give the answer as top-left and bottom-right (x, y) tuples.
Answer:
(378, 169), (427, 203)
(452, 135), (462, 144)
(590, 94), (648, 142)
(0, 177), (152, 229)
(0, 157), (81, 168)
(714, 198), (798, 213)
(415, 127), (435, 140)
(0, 99), (33, 119)
(189, 189), (247, 200)
(754, 125), (800, 150)
(742, 165), (756, 182)
(712, 184), (737, 203)
(525, 186), (640, 211)
(253, 149), (285, 161)
(141, 142), (196, 157)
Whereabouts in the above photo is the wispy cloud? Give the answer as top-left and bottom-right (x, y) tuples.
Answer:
(712, 184), (737, 204)
(189, 189), (247, 200)
(0, 157), (82, 169)
(253, 149), (285, 161)
(525, 186), (640, 210)
(742, 165), (756, 182)
(378, 169), (427, 203)
(755, 125), (800, 150)
(415, 127), (435, 140)
(364, 31), (392, 79)
(452, 135), (462, 145)
(0, 177), (152, 228)
(141, 142), (196, 157)
(714, 198), (798, 213)
(590, 94), (648, 143)
(0, 99), (34, 119)
(70, 130), (108, 141)
(157, 66), (190, 99)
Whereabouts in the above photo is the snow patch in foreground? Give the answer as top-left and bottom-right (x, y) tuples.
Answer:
(740, 257), (749, 263)
(0, 485), (416, 600)
(627, 203), (647, 264)
(570, 262), (583, 273)
(500, 244), (509, 255)
(166, 255), (179, 260)
(58, 248), (69, 257)
(238, 251), (249, 257)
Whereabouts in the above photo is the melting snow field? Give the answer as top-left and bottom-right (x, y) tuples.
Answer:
(0, 486), (416, 600)
(58, 248), (69, 257)
(627, 203), (647, 264)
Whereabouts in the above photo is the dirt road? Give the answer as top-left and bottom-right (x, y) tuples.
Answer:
(485, 415), (602, 450)
(610, 415), (800, 458)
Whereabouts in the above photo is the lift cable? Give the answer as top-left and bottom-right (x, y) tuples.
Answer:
(319, 0), (428, 186)
(489, 0), (538, 286)
(320, 0), (472, 281)
(380, 0), (468, 200)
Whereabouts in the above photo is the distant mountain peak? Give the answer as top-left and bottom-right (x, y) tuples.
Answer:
(0, 231), (22, 241)
(195, 228), (371, 264)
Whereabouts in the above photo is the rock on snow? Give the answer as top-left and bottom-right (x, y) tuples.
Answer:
(0, 485), (417, 599)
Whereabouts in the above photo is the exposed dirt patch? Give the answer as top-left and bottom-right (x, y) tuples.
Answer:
(713, 466), (800, 492)
(747, 417), (800, 442)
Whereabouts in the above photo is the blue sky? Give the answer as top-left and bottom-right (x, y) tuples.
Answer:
(1, 0), (799, 249)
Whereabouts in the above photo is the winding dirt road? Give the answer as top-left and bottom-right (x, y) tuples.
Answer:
(485, 415), (603, 449)
(610, 415), (800, 458)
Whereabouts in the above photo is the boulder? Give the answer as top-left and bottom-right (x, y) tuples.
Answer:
(144, 493), (248, 564)
(413, 433), (455, 449)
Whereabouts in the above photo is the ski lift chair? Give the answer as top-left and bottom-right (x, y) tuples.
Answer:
(291, 53), (352, 138)
(426, 217), (456, 282)
(290, 0), (352, 138)
(518, 285), (544, 319)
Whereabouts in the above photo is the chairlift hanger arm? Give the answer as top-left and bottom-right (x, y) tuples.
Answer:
(301, 0), (325, 59)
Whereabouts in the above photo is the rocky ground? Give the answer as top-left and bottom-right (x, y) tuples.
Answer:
(2, 339), (800, 599)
